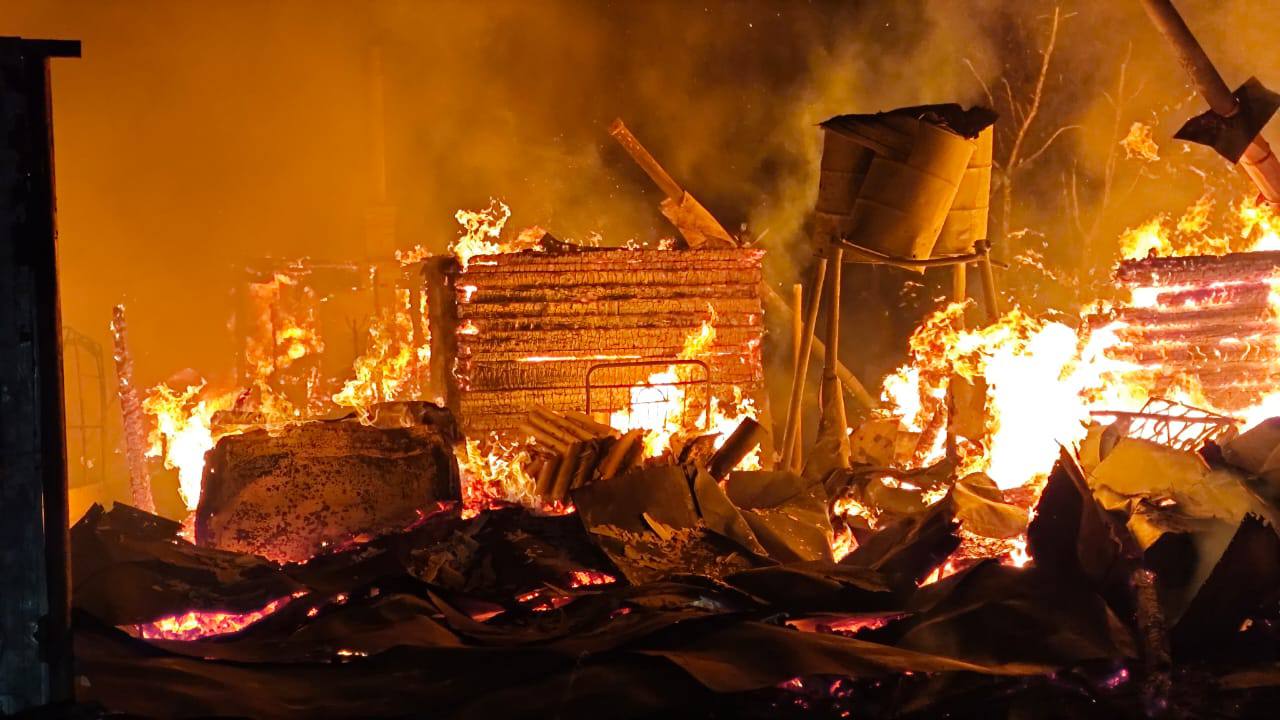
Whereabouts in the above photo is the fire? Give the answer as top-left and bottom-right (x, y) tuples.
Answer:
(244, 272), (324, 388)
(332, 288), (429, 420)
(132, 592), (305, 641)
(1119, 121), (1160, 162)
(875, 192), (1280, 505)
(457, 436), (538, 516)
(1119, 194), (1280, 260)
(608, 308), (759, 463)
(879, 304), (1093, 489)
(142, 383), (240, 511)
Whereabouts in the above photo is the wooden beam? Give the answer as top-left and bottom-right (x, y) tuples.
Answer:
(0, 36), (79, 711)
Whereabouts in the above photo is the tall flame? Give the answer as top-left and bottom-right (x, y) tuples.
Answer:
(332, 288), (429, 420)
(142, 383), (240, 511)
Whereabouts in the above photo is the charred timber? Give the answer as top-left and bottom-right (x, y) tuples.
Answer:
(458, 312), (762, 333)
(460, 282), (760, 305)
(1115, 250), (1280, 286)
(456, 296), (762, 321)
(1133, 282), (1271, 308)
(1107, 320), (1279, 345)
(460, 359), (760, 393)
(462, 247), (762, 269)
(1088, 305), (1274, 330)
(707, 418), (766, 479)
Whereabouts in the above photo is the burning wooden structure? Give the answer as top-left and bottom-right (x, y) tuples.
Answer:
(1089, 250), (1280, 413)
(437, 246), (765, 438)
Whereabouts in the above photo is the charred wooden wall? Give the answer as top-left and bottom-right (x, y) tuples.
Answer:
(1094, 251), (1280, 412)
(448, 248), (765, 436)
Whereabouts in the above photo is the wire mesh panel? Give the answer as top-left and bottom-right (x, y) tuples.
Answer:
(61, 325), (107, 488)
(1092, 397), (1240, 451)
(585, 359), (710, 432)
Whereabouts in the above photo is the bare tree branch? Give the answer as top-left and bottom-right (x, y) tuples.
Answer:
(963, 58), (996, 108)
(999, 5), (1062, 252)
(1021, 124), (1080, 168)
(1002, 78), (1022, 124)
(1006, 6), (1061, 177)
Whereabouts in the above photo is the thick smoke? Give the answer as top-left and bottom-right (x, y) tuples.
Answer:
(1, 0), (1275, 507)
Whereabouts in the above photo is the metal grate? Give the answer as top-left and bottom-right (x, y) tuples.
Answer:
(62, 325), (108, 488)
(585, 359), (710, 432)
(1091, 397), (1240, 451)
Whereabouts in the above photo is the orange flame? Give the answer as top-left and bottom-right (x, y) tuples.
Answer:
(142, 383), (241, 511)
(331, 288), (429, 420)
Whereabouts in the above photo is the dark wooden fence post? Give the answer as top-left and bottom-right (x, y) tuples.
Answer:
(0, 35), (80, 713)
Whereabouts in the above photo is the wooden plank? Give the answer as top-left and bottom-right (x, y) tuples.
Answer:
(458, 357), (763, 391)
(459, 311), (761, 333)
(458, 325), (761, 355)
(461, 282), (760, 304)
(461, 247), (762, 271)
(1116, 251), (1280, 286)
(457, 296), (762, 320)
(458, 268), (762, 291)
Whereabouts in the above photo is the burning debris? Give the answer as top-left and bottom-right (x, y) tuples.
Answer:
(31, 2), (1280, 717)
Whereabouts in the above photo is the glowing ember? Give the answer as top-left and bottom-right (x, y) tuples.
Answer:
(567, 569), (616, 588)
(132, 592), (305, 641)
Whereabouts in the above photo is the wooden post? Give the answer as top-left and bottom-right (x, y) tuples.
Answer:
(423, 256), (459, 411)
(815, 247), (851, 471)
(780, 258), (827, 472)
(952, 262), (967, 326)
(110, 305), (154, 512)
(790, 283), (804, 462)
(0, 37), (80, 712)
(978, 240), (1000, 320)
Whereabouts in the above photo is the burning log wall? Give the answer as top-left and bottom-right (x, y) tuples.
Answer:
(450, 247), (765, 436)
(1093, 250), (1280, 412)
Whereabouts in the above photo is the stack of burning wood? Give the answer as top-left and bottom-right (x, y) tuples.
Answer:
(520, 405), (766, 503)
(1088, 251), (1280, 412)
(449, 247), (765, 438)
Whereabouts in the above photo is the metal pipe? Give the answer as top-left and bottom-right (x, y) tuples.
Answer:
(1139, 0), (1280, 202)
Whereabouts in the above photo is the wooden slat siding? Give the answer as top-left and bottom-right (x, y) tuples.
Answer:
(1090, 252), (1280, 415)
(464, 282), (760, 305)
(459, 311), (762, 332)
(457, 296), (763, 320)
(1116, 250), (1280, 285)
(453, 247), (764, 436)
(463, 247), (763, 270)
(461, 327), (760, 356)
(458, 268), (762, 290)
(460, 357), (761, 391)
(460, 382), (753, 422)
